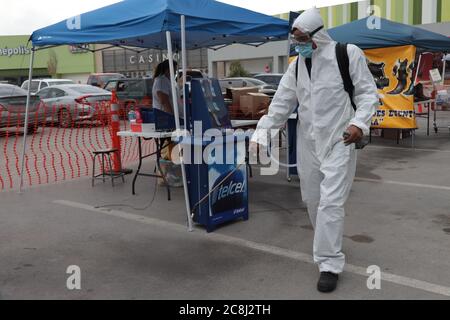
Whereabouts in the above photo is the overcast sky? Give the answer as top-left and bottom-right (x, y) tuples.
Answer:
(1, 0), (356, 36)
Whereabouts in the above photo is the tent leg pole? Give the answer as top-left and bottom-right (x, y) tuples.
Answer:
(442, 59), (446, 86)
(18, 48), (35, 193)
(181, 15), (188, 132)
(285, 31), (292, 73)
(413, 54), (422, 86)
(166, 31), (194, 232)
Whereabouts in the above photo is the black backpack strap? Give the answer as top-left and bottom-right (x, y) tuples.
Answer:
(335, 43), (357, 112)
(295, 56), (299, 83)
(305, 58), (312, 79)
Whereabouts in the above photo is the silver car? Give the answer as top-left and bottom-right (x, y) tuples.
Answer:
(21, 79), (75, 94)
(253, 73), (283, 91)
(0, 84), (44, 134)
(37, 84), (112, 128)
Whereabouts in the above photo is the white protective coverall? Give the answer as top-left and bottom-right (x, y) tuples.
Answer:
(251, 8), (379, 274)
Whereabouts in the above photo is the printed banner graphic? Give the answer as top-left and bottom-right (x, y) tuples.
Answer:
(365, 45), (417, 129)
(208, 142), (248, 220)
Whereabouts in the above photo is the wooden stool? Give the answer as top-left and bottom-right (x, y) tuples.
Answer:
(92, 148), (125, 187)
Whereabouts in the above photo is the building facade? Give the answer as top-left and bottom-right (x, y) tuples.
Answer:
(275, 0), (450, 29)
(208, 0), (450, 78)
(0, 35), (96, 86)
(96, 46), (208, 78)
(0, 35), (209, 86)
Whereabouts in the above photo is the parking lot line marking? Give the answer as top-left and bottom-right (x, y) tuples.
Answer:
(368, 145), (450, 153)
(355, 177), (450, 191)
(54, 199), (450, 297)
(276, 167), (450, 191)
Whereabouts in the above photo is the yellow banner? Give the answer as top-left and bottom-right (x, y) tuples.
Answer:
(365, 45), (417, 129)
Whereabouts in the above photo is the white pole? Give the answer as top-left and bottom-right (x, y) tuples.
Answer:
(403, 0), (410, 24)
(181, 15), (188, 131)
(328, 7), (333, 29)
(286, 32), (292, 72)
(441, 58), (446, 86)
(414, 54), (423, 86)
(18, 48), (35, 193)
(285, 24), (292, 181)
(166, 31), (194, 232)
(386, 0), (392, 20)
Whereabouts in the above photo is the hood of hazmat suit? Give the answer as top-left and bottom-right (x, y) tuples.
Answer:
(251, 8), (379, 275)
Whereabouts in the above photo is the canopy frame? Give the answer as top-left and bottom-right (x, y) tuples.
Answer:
(21, 0), (290, 231)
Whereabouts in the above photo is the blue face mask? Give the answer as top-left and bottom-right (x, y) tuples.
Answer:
(295, 43), (314, 58)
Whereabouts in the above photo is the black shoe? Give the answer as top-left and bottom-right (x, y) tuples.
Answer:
(317, 272), (339, 293)
(387, 77), (407, 95)
(403, 62), (417, 96)
(403, 81), (415, 96)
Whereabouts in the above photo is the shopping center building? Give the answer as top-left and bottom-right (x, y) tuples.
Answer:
(0, 36), (208, 86)
(95, 46), (208, 78)
(0, 35), (96, 85)
(208, 0), (450, 78)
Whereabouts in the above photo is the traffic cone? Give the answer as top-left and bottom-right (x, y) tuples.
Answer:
(110, 90), (132, 175)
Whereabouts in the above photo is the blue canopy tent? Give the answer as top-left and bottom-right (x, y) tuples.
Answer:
(31, 0), (289, 49)
(29, 0), (289, 123)
(21, 0), (290, 230)
(328, 17), (450, 51)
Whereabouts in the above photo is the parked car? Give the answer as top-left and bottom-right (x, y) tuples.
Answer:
(177, 69), (208, 81)
(253, 73), (283, 90)
(37, 84), (112, 128)
(0, 84), (44, 134)
(103, 78), (154, 117)
(87, 73), (126, 88)
(218, 77), (277, 96)
(21, 79), (75, 94)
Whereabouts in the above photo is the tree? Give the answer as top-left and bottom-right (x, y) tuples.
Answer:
(228, 61), (250, 77)
(47, 50), (58, 77)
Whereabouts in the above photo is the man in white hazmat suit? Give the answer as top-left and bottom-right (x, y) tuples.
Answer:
(250, 8), (379, 293)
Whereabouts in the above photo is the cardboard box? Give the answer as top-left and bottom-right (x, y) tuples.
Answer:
(231, 87), (259, 107)
(239, 93), (271, 117)
(239, 95), (254, 116)
(248, 92), (271, 106)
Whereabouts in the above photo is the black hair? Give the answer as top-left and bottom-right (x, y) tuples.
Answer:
(154, 60), (178, 78)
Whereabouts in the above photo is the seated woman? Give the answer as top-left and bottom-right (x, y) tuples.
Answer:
(152, 60), (178, 114)
(152, 60), (183, 187)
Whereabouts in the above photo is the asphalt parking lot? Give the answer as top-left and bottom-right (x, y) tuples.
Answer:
(0, 115), (450, 300)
